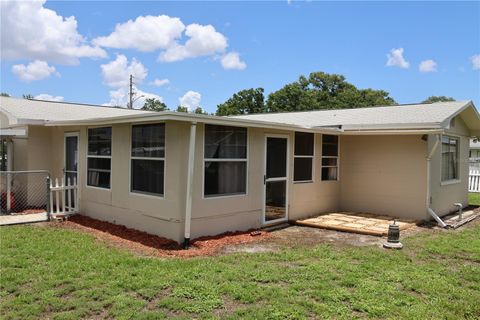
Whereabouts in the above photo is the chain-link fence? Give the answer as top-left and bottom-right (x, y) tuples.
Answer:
(0, 171), (50, 215)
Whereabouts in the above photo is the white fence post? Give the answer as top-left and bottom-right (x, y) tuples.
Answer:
(469, 168), (480, 193)
(49, 177), (79, 216)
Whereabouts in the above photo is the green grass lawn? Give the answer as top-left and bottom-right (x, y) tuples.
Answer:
(469, 192), (480, 206)
(1, 223), (479, 320)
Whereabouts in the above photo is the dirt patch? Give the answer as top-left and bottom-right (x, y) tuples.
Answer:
(9, 209), (46, 215)
(52, 215), (270, 258)
(220, 225), (385, 254)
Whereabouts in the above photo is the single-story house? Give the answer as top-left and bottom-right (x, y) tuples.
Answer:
(1, 96), (479, 243)
(469, 139), (480, 162)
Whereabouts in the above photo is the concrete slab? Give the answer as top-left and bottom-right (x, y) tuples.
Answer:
(0, 212), (48, 226)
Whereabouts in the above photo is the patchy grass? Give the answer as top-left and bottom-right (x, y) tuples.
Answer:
(469, 192), (480, 206)
(1, 223), (480, 319)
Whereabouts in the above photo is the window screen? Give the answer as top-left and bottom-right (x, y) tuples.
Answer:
(204, 125), (247, 197)
(87, 127), (111, 188)
(321, 134), (339, 181)
(294, 132), (314, 182)
(441, 135), (459, 181)
(131, 123), (165, 196)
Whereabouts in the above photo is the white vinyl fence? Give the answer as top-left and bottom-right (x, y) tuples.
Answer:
(49, 177), (79, 216)
(469, 168), (480, 193)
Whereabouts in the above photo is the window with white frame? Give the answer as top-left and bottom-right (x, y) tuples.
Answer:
(87, 127), (112, 188)
(131, 123), (165, 196)
(321, 134), (339, 181)
(294, 132), (314, 182)
(204, 124), (247, 197)
(441, 135), (459, 181)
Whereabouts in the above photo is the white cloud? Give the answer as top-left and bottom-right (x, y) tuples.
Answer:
(150, 78), (170, 87)
(179, 91), (201, 111)
(93, 15), (185, 52)
(386, 48), (410, 69)
(471, 54), (480, 70)
(419, 59), (437, 73)
(159, 24), (228, 62)
(221, 52), (247, 70)
(12, 60), (58, 81)
(100, 55), (148, 88)
(93, 14), (239, 67)
(34, 93), (64, 102)
(104, 86), (163, 109)
(0, 0), (106, 64)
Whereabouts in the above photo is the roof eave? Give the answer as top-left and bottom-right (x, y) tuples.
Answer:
(43, 112), (342, 134)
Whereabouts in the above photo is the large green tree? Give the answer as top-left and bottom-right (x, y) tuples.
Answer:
(141, 98), (168, 112)
(216, 88), (266, 116)
(266, 72), (396, 112)
(422, 96), (455, 103)
(176, 106), (189, 113)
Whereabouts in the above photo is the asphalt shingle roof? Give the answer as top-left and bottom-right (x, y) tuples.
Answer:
(0, 96), (155, 124)
(231, 101), (471, 129)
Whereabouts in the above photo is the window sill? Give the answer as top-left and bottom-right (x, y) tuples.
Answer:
(203, 193), (247, 200)
(440, 179), (461, 186)
(86, 185), (111, 191)
(293, 180), (314, 184)
(130, 191), (165, 199)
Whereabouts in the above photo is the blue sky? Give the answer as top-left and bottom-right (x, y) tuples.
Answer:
(1, 1), (479, 112)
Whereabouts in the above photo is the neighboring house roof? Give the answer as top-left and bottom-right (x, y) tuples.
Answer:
(1, 96), (479, 136)
(231, 101), (479, 131)
(470, 139), (480, 149)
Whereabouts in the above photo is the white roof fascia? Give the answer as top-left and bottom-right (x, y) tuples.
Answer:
(0, 128), (27, 137)
(340, 122), (443, 131)
(44, 112), (342, 134)
(342, 129), (444, 135)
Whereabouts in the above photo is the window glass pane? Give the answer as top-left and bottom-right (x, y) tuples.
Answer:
(323, 134), (338, 144)
(88, 127), (111, 156)
(65, 136), (78, 171)
(441, 136), (459, 181)
(265, 180), (286, 221)
(204, 125), (247, 159)
(294, 158), (313, 181)
(87, 158), (111, 188)
(131, 159), (164, 195)
(132, 124), (165, 158)
(322, 158), (337, 166)
(295, 132), (314, 156)
(322, 167), (338, 181)
(322, 135), (338, 157)
(204, 161), (247, 196)
(266, 137), (287, 179)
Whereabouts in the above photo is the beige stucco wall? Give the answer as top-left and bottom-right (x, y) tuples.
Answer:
(339, 134), (428, 219)
(14, 117), (472, 241)
(49, 123), (185, 242)
(290, 133), (340, 220)
(188, 126), (342, 238)
(47, 122), (343, 241)
(429, 116), (470, 217)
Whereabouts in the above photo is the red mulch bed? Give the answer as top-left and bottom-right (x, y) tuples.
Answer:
(55, 215), (270, 258)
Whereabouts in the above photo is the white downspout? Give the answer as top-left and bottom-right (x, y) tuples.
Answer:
(426, 134), (447, 228)
(183, 122), (197, 248)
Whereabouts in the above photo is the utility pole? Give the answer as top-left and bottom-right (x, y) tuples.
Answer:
(128, 74), (133, 109)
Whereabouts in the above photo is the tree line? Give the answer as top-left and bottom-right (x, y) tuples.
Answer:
(1, 70), (456, 114)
